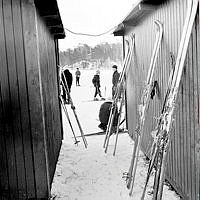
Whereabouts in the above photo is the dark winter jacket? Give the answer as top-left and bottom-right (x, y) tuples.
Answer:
(99, 102), (118, 125)
(61, 69), (73, 92)
(92, 74), (100, 87)
(75, 70), (81, 77)
(112, 71), (120, 86)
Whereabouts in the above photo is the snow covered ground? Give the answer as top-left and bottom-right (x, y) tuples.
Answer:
(51, 69), (180, 200)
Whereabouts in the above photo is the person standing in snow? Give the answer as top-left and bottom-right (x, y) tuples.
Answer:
(92, 70), (104, 101)
(61, 68), (73, 104)
(75, 68), (81, 86)
(112, 65), (120, 99)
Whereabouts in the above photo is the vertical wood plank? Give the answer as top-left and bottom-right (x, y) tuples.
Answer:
(37, 18), (53, 184)
(196, 8), (200, 200)
(191, 21), (197, 200)
(36, 10), (63, 189)
(184, 51), (189, 198)
(173, 0), (178, 186)
(175, 0), (182, 190)
(21, 0), (49, 198)
(1, 0), (19, 198)
(185, 50), (191, 199)
(178, 0), (185, 187)
(14, 0), (36, 197)
(177, 86), (181, 189)
(180, 0), (186, 194)
(188, 32), (193, 200)
(7, 0), (28, 198)
(50, 38), (62, 168)
(45, 31), (57, 183)
(193, 17), (199, 199)
(0, 0), (10, 198)
(0, 81), (10, 199)
(182, 3), (188, 192)
(168, 1), (173, 180)
(55, 39), (64, 141)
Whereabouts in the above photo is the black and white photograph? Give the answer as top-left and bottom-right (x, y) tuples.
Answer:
(0, 0), (199, 199)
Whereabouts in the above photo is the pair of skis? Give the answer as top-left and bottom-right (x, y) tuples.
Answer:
(106, 81), (127, 156)
(124, 20), (163, 196)
(103, 34), (135, 154)
(60, 73), (88, 148)
(141, 1), (199, 199)
(140, 52), (175, 199)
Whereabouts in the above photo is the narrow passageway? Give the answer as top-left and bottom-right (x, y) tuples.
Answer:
(51, 70), (180, 200)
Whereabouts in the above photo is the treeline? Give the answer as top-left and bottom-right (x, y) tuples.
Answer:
(59, 43), (122, 68)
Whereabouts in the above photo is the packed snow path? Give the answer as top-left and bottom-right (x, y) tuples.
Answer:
(51, 133), (181, 200)
(51, 70), (180, 200)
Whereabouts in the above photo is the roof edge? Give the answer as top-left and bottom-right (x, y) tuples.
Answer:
(113, 0), (168, 36)
(34, 0), (65, 39)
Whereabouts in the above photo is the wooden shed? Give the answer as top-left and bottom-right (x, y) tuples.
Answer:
(0, 0), (65, 199)
(114, 0), (200, 199)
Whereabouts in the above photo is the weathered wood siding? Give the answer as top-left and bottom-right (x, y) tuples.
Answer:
(36, 11), (63, 186)
(125, 0), (200, 199)
(0, 0), (63, 199)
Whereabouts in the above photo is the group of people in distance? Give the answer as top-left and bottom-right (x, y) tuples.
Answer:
(60, 64), (121, 132)
(60, 65), (120, 103)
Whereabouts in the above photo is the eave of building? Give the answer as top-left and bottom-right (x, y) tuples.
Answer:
(113, 0), (168, 36)
(34, 0), (65, 39)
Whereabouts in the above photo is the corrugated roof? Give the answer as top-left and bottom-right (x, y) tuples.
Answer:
(34, 0), (65, 39)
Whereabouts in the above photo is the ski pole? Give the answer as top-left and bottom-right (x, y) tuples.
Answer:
(71, 105), (88, 148)
(61, 77), (88, 148)
(59, 96), (80, 145)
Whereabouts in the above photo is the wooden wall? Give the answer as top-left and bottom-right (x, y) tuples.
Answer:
(0, 0), (63, 199)
(125, 0), (200, 199)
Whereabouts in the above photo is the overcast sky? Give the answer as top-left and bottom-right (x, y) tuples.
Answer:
(57, 0), (139, 50)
